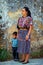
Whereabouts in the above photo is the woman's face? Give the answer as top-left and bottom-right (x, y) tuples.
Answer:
(21, 8), (27, 17)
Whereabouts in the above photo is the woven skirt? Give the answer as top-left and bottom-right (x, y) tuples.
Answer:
(17, 29), (30, 54)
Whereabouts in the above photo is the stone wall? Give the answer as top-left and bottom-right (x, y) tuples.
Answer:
(0, 0), (43, 52)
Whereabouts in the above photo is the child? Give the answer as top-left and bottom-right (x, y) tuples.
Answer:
(11, 32), (19, 61)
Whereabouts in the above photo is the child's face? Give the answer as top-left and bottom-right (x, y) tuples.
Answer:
(13, 34), (17, 38)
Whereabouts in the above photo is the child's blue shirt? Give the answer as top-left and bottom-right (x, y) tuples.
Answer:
(11, 38), (18, 47)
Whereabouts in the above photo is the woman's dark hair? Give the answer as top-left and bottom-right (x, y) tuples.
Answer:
(23, 7), (31, 17)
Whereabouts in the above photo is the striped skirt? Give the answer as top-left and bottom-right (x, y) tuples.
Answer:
(17, 29), (30, 54)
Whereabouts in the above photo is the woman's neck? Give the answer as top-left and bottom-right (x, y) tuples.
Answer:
(23, 15), (27, 18)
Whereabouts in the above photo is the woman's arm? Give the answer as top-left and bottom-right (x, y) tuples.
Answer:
(25, 26), (32, 40)
(25, 17), (33, 40)
(17, 18), (20, 30)
(27, 25), (32, 36)
(27, 17), (33, 36)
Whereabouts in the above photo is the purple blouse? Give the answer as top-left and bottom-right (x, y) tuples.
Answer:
(17, 16), (33, 29)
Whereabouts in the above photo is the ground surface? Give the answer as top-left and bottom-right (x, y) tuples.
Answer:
(0, 59), (43, 65)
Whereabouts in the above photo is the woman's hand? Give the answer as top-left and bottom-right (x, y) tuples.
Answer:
(25, 25), (32, 41)
(25, 34), (29, 41)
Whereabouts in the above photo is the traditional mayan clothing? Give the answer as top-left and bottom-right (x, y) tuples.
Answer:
(17, 16), (33, 54)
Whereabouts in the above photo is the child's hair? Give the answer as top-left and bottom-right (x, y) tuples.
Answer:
(12, 32), (17, 36)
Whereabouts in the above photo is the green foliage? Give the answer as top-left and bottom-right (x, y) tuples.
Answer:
(0, 48), (11, 61)
(40, 49), (43, 57)
(31, 49), (43, 58)
(31, 51), (40, 58)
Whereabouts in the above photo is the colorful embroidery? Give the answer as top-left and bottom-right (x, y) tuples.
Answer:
(18, 16), (33, 29)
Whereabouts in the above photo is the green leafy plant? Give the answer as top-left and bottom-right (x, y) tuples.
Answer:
(0, 48), (12, 61)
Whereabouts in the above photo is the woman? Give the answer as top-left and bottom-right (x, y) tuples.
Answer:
(17, 6), (33, 64)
